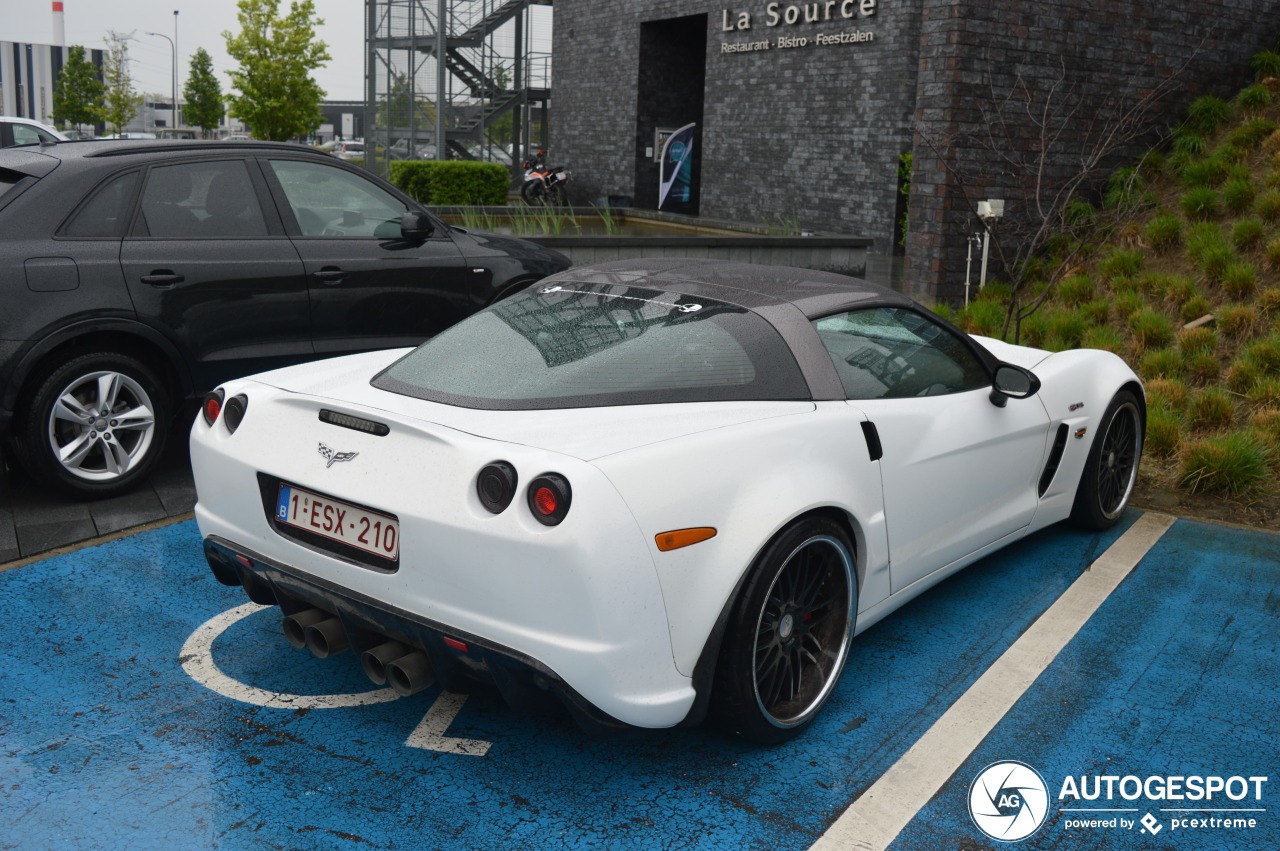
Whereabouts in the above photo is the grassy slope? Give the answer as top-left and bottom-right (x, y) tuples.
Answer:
(946, 78), (1280, 527)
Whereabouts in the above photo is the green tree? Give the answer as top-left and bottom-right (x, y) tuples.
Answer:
(52, 45), (104, 130)
(101, 31), (142, 136)
(223, 0), (331, 141)
(183, 48), (224, 137)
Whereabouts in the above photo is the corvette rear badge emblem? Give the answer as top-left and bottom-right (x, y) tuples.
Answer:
(318, 442), (359, 468)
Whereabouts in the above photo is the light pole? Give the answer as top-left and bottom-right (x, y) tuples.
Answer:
(146, 30), (177, 131)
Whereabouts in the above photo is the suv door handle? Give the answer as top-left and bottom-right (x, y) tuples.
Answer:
(312, 267), (347, 284)
(141, 271), (184, 287)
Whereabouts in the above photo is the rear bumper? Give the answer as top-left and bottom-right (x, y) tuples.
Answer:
(202, 535), (629, 731)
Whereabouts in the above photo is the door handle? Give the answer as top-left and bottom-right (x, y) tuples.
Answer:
(312, 267), (348, 284)
(141, 271), (184, 287)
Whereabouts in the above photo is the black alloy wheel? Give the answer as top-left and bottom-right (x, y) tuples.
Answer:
(715, 517), (856, 744)
(1071, 389), (1143, 530)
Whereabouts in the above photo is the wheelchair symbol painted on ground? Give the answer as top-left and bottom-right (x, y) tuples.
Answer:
(179, 602), (492, 756)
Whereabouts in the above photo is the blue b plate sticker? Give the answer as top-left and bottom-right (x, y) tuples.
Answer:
(276, 485), (291, 521)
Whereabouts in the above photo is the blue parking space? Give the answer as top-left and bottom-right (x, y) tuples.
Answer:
(894, 519), (1280, 849)
(1, 518), (1137, 849)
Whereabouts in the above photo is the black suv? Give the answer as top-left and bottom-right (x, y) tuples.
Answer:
(0, 140), (570, 498)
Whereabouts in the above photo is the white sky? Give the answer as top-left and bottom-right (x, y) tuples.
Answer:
(2, 0), (449, 102)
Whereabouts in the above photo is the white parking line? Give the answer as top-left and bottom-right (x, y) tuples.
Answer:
(812, 512), (1177, 851)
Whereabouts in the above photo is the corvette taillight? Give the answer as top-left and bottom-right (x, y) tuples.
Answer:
(527, 474), (571, 526)
(202, 389), (224, 425)
(223, 394), (248, 433)
(477, 461), (518, 514)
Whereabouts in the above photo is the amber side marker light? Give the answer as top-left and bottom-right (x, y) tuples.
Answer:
(655, 527), (717, 552)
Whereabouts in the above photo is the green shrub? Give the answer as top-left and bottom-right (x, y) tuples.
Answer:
(1267, 236), (1280, 269)
(1140, 347), (1184, 379)
(1104, 167), (1144, 210)
(1252, 50), (1280, 80)
(1018, 311), (1050, 347)
(1145, 407), (1183, 459)
(1186, 96), (1233, 136)
(1228, 118), (1279, 150)
(1083, 299), (1111, 324)
(1172, 131), (1209, 157)
(1180, 433), (1271, 495)
(1242, 334), (1280, 373)
(1063, 198), (1097, 225)
(1222, 262), (1258, 299)
(1180, 294), (1213, 323)
(1221, 304), (1260, 341)
(1145, 378), (1189, 412)
(1131, 309), (1175, 352)
(1187, 387), (1235, 431)
(1114, 291), (1144, 321)
(1250, 409), (1280, 452)
(1186, 351), (1221, 385)
(1248, 378), (1280, 409)
(960, 299), (1005, 336)
(1057, 275), (1094, 306)
(1235, 84), (1274, 114)
(928, 301), (957, 323)
(1144, 213), (1182, 251)
(387, 160), (510, 205)
(1226, 358), (1262, 394)
(1045, 309), (1089, 350)
(975, 279), (1012, 304)
(1178, 158), (1228, 188)
(1162, 276), (1199, 311)
(1231, 217), (1266, 251)
(1195, 243), (1236, 279)
(1180, 186), (1220, 220)
(1178, 325), (1217, 355)
(1099, 248), (1144, 280)
(1222, 178), (1255, 214)
(1255, 190), (1280, 223)
(1082, 325), (1124, 354)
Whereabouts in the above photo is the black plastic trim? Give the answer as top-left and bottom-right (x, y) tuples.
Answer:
(861, 421), (884, 462)
(1038, 423), (1070, 497)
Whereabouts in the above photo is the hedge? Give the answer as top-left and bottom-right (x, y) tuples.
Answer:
(388, 160), (510, 206)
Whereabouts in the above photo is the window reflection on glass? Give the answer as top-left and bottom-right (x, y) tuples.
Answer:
(269, 159), (405, 238)
(813, 307), (990, 399)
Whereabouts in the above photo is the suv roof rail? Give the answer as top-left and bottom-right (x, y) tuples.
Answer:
(85, 141), (323, 158)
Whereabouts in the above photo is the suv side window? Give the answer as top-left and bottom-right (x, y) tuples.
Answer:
(137, 160), (268, 238)
(813, 307), (991, 399)
(62, 171), (141, 238)
(267, 159), (406, 238)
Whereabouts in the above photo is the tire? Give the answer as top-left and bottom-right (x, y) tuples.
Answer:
(1070, 389), (1143, 530)
(17, 351), (170, 499)
(550, 183), (568, 207)
(520, 180), (548, 204)
(714, 517), (857, 744)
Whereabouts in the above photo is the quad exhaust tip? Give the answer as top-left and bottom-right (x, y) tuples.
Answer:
(385, 651), (435, 697)
(282, 608), (328, 650)
(361, 640), (408, 685)
(305, 617), (349, 659)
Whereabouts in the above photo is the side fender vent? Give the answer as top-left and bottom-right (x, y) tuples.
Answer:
(1038, 424), (1070, 497)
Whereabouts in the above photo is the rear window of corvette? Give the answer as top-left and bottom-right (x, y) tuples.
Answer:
(373, 282), (811, 409)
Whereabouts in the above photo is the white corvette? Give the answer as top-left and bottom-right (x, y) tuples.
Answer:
(191, 260), (1144, 742)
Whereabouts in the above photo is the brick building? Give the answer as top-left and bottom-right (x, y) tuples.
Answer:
(550, 1), (1279, 302)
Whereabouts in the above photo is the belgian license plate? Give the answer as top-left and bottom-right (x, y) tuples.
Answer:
(276, 483), (399, 561)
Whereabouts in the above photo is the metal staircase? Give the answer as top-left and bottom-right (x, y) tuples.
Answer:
(365, 0), (553, 176)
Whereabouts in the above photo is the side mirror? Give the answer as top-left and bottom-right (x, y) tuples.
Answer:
(990, 363), (1041, 408)
(400, 210), (435, 241)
